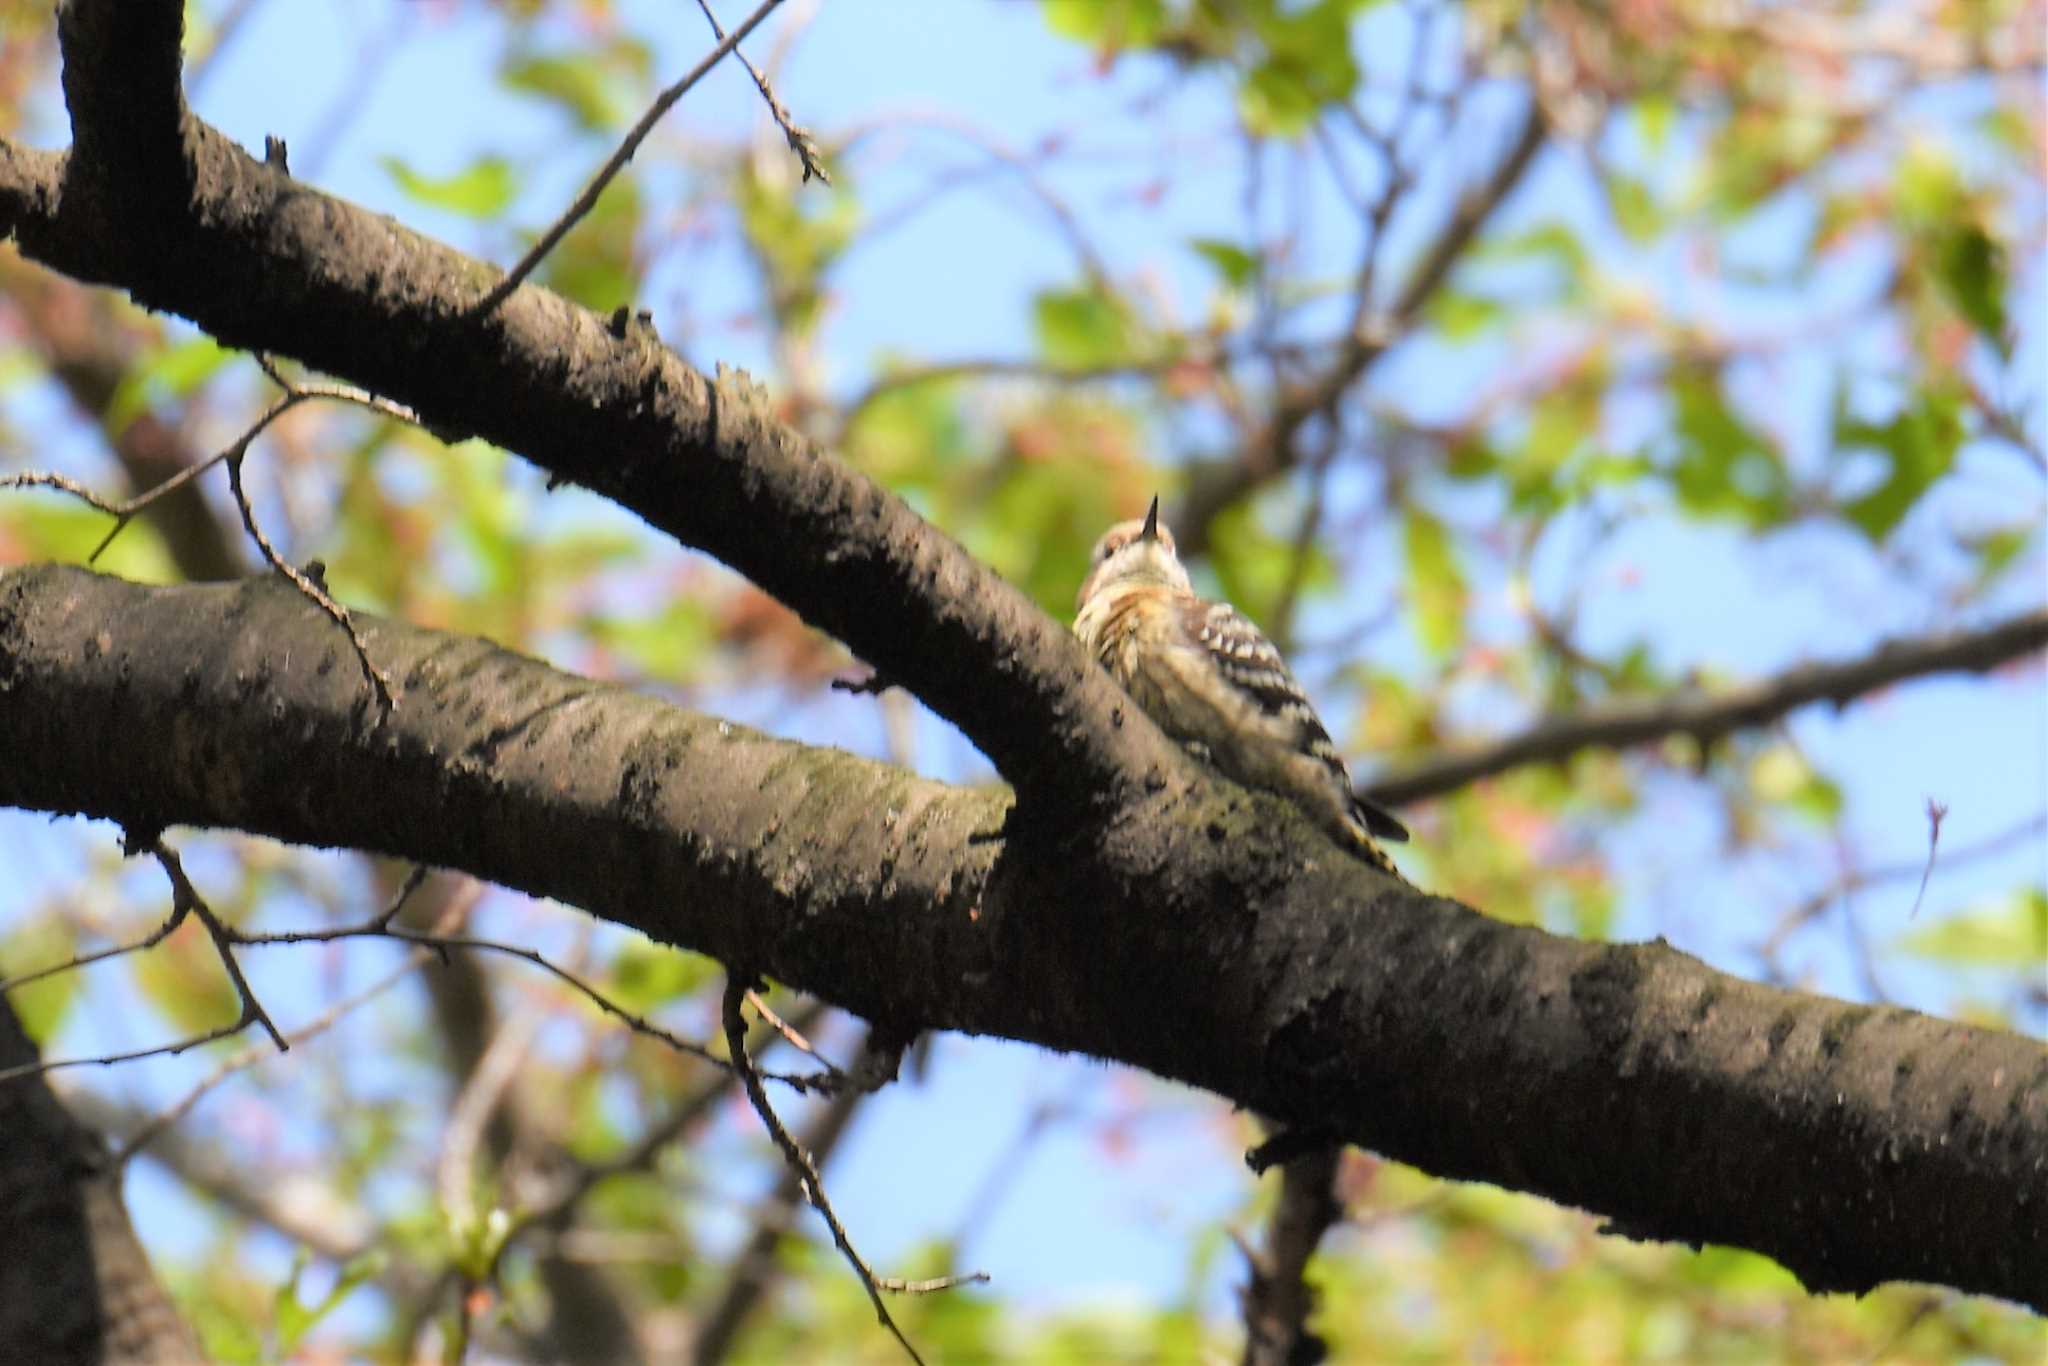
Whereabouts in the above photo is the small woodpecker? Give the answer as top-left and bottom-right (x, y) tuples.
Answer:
(1073, 497), (1408, 875)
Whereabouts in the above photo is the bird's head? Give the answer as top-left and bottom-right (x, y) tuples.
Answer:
(1076, 496), (1193, 608)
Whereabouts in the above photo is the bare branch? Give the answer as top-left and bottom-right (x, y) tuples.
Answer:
(721, 978), (926, 1366)
(1178, 97), (1548, 553)
(0, 1019), (248, 1088)
(692, 1045), (866, 1366)
(0, 260), (242, 579)
(1908, 799), (1950, 921)
(238, 921), (832, 1094)
(746, 987), (849, 1086)
(2, 352), (418, 711)
(0, 899), (191, 997)
(690, 0), (828, 184)
(1756, 812), (2047, 971)
(113, 905), (461, 1168)
(1367, 611), (2048, 807)
(223, 444), (396, 713)
(148, 840), (287, 1052)
(471, 0), (791, 315)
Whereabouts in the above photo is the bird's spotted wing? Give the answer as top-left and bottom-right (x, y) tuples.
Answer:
(1183, 600), (1410, 843)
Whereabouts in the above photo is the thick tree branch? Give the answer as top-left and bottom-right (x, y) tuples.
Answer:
(1, 564), (2040, 1311)
(2, 0), (1167, 827)
(1368, 611), (2048, 807)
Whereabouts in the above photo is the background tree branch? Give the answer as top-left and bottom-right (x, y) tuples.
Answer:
(0, 997), (206, 1363)
(1367, 611), (2048, 807)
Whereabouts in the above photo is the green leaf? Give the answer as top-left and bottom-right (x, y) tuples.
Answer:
(502, 41), (651, 133)
(539, 176), (642, 312)
(1044, 0), (1167, 47)
(1605, 171), (1661, 243)
(1509, 384), (1600, 514)
(1836, 387), (1963, 542)
(192, 1298), (265, 1366)
(1238, 62), (1320, 137)
(1205, 498), (1334, 622)
(1668, 373), (1790, 527)
(606, 938), (713, 1012)
(844, 372), (972, 486)
(104, 335), (235, 433)
(1748, 745), (1842, 824)
(1188, 237), (1262, 289)
(1963, 523), (2037, 592)
(1892, 889), (2045, 967)
(0, 916), (81, 1043)
(131, 917), (242, 1037)
(1934, 222), (2008, 346)
(1429, 289), (1503, 341)
(1402, 502), (1466, 658)
(1634, 94), (1675, 152)
(381, 155), (518, 219)
(1444, 437), (1498, 481)
(274, 1248), (386, 1355)
(734, 163), (858, 338)
(1894, 141), (1965, 229)
(1486, 222), (1589, 301)
(1978, 105), (2032, 160)
(587, 600), (716, 682)
(1033, 285), (1139, 368)
(0, 496), (179, 583)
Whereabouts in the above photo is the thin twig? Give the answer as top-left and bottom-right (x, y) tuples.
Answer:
(233, 918), (829, 1093)
(0, 1020), (249, 1087)
(1907, 799), (1949, 921)
(0, 900), (192, 996)
(374, 865), (434, 931)
(1366, 611), (2048, 808)
(721, 977), (926, 1366)
(223, 446), (397, 713)
(691, 0), (828, 183)
(745, 987), (847, 1082)
(114, 909), (463, 1167)
(493, 1000), (834, 1276)
(470, 0), (790, 316)
(4, 353), (419, 713)
(1756, 811), (2047, 969)
(841, 111), (1112, 287)
(1266, 428), (1341, 652)
(149, 841), (288, 1051)
(439, 995), (545, 1241)
(1179, 95), (1547, 554)
(834, 350), (1225, 443)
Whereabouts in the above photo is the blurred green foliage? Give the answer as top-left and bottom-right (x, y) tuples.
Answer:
(0, 0), (2039, 1359)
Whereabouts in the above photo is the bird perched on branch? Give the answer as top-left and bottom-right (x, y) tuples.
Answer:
(1074, 497), (1408, 876)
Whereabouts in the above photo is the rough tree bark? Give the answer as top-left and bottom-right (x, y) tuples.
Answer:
(1, 565), (2041, 1313)
(1, 0), (2043, 1336)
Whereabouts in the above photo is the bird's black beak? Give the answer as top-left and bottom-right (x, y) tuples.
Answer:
(1140, 495), (1161, 542)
